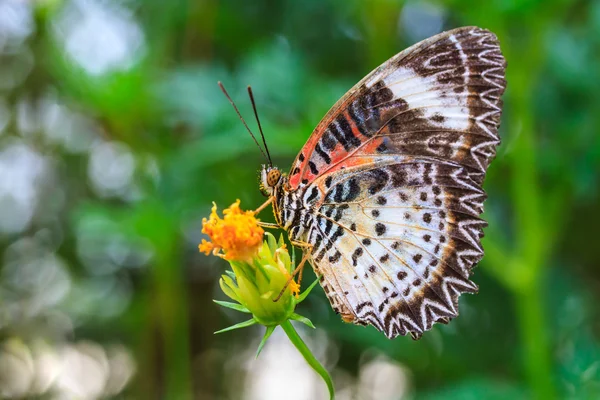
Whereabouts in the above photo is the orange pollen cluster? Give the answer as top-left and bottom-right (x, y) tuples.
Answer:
(199, 200), (264, 261)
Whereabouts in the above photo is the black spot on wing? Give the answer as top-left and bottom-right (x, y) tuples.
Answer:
(328, 178), (360, 203)
(348, 100), (371, 138)
(356, 301), (373, 314)
(321, 132), (337, 151)
(306, 187), (319, 204)
(375, 223), (386, 236)
(314, 143), (332, 164)
(376, 143), (388, 153)
(329, 115), (361, 151)
(328, 251), (342, 263)
(323, 218), (334, 235)
(351, 247), (363, 266)
(423, 213), (432, 223)
(367, 168), (389, 195)
(431, 113), (445, 123)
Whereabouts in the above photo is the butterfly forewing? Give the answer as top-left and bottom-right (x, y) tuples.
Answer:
(278, 26), (506, 339)
(288, 26), (505, 189)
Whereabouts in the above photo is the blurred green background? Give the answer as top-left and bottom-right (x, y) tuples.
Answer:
(0, 0), (599, 399)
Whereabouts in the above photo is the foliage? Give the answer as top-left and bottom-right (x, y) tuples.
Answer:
(0, 0), (599, 398)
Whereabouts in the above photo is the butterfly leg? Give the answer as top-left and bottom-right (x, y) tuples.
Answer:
(290, 240), (314, 288)
(257, 222), (280, 229)
(273, 243), (313, 302)
(253, 197), (274, 215)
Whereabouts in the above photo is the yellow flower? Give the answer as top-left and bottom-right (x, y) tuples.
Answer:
(199, 200), (264, 261)
(199, 201), (301, 324)
(219, 234), (301, 326)
(200, 201), (333, 398)
(198, 200), (317, 327)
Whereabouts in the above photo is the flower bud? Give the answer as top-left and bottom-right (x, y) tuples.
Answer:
(221, 233), (298, 326)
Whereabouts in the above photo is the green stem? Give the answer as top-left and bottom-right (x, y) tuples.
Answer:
(155, 250), (192, 400)
(514, 279), (555, 400)
(280, 320), (335, 400)
(492, 20), (556, 400)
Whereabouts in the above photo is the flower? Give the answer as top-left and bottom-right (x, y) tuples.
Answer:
(200, 201), (334, 399)
(199, 200), (264, 261)
(199, 201), (306, 325)
(220, 233), (300, 326)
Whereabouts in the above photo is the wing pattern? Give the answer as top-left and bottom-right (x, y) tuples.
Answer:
(288, 26), (505, 189)
(300, 161), (484, 339)
(280, 27), (506, 339)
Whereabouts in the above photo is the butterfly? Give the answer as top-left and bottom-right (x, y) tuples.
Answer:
(226, 26), (506, 339)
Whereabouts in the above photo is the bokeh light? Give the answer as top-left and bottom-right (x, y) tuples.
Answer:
(0, 0), (598, 399)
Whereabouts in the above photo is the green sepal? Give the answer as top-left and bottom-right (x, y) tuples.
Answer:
(225, 270), (236, 280)
(219, 275), (241, 303)
(277, 234), (286, 248)
(252, 256), (271, 283)
(255, 325), (276, 358)
(291, 246), (297, 270)
(214, 318), (257, 334)
(213, 300), (250, 313)
(265, 232), (278, 252)
(297, 277), (321, 304)
(290, 313), (316, 329)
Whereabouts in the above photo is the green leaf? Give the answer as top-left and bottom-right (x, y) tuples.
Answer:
(290, 313), (316, 329)
(214, 318), (257, 334)
(256, 325), (276, 358)
(297, 277), (321, 303)
(213, 300), (250, 313)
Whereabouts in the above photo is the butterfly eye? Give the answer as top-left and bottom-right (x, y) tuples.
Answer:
(267, 169), (281, 187)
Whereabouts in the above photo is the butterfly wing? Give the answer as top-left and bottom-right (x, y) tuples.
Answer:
(288, 26), (505, 189)
(304, 161), (484, 339)
(288, 26), (506, 339)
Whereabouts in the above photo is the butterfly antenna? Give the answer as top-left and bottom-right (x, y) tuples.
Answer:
(218, 82), (269, 162)
(247, 86), (273, 167)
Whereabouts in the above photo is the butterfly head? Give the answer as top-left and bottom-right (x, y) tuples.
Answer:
(259, 165), (284, 196)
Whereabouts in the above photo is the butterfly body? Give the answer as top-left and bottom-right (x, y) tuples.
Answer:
(259, 26), (506, 339)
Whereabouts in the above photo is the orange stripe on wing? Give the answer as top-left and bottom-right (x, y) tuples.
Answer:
(343, 110), (364, 140)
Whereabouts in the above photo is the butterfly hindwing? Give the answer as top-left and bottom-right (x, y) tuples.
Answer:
(306, 161), (481, 338)
(280, 26), (506, 339)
